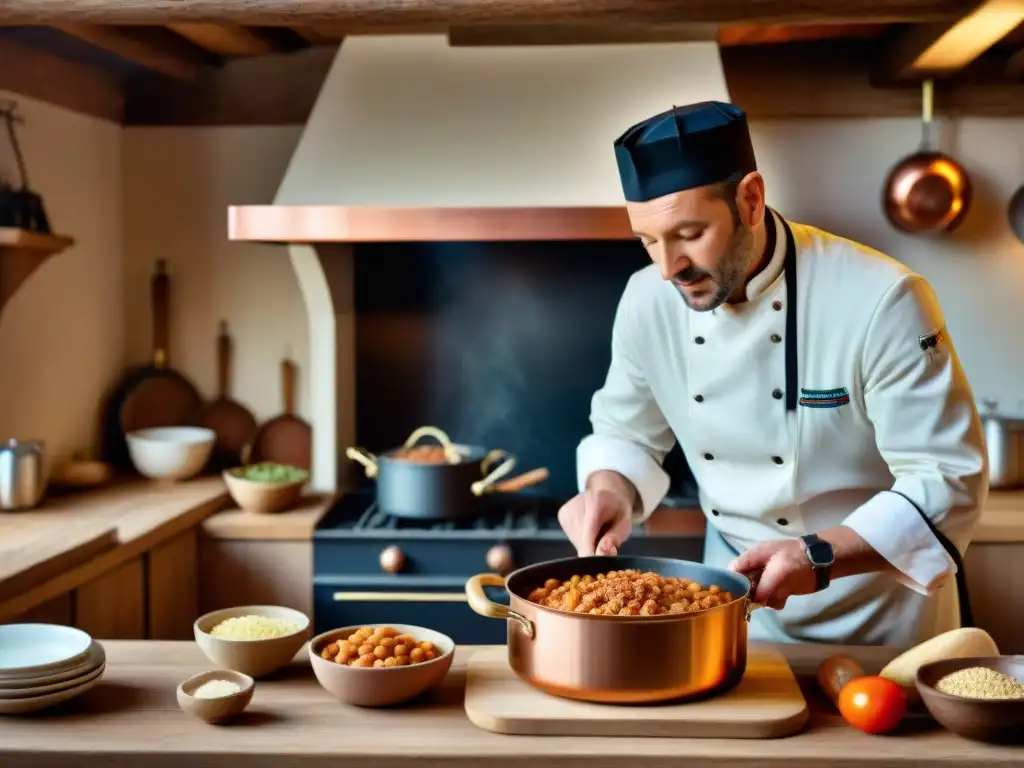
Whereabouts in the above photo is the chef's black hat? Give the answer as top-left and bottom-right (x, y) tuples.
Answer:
(613, 101), (757, 203)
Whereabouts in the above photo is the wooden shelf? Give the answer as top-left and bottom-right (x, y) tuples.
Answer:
(0, 227), (75, 317)
(227, 205), (635, 243)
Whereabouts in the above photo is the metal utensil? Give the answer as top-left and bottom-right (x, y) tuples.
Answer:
(0, 100), (52, 234)
(0, 439), (46, 510)
(979, 398), (1024, 489)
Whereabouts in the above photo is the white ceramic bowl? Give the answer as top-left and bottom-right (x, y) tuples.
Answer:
(126, 426), (216, 480)
(0, 624), (93, 679)
(0, 640), (105, 690)
(194, 605), (311, 678)
(0, 669), (105, 715)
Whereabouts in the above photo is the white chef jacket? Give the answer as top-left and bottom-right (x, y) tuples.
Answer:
(576, 208), (988, 647)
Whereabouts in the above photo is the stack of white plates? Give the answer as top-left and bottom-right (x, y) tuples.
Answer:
(0, 624), (106, 715)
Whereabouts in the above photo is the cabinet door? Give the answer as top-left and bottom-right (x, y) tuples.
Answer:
(9, 593), (74, 625)
(199, 537), (312, 617)
(147, 529), (198, 639)
(75, 557), (146, 639)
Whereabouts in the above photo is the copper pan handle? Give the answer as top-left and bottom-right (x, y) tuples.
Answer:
(494, 467), (549, 493)
(465, 573), (534, 638)
(744, 570), (767, 622)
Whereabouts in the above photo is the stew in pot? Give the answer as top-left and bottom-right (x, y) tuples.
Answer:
(526, 569), (737, 617)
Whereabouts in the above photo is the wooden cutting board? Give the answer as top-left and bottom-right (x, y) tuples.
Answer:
(464, 646), (809, 739)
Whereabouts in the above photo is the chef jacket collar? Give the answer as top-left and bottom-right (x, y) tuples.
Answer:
(743, 208), (787, 302)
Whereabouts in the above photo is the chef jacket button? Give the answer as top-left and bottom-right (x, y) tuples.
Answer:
(777, 518), (789, 526)
(694, 336), (705, 345)
(770, 333), (782, 344)
(772, 388), (783, 400)
(772, 456), (784, 465)
(772, 301), (783, 311)
(694, 394), (704, 403)
(703, 453), (714, 461)
(711, 509), (720, 516)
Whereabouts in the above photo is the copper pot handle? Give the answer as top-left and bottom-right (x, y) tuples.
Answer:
(744, 570), (767, 622)
(345, 447), (379, 478)
(404, 426), (461, 464)
(465, 573), (534, 639)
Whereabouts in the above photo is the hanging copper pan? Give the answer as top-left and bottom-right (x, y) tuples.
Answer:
(883, 80), (972, 236)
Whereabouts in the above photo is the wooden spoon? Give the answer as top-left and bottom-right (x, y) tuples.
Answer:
(246, 358), (312, 470)
(195, 320), (258, 470)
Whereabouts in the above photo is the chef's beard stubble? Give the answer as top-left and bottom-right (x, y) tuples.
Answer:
(674, 216), (756, 313)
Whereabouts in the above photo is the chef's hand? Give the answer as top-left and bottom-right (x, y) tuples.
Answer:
(557, 486), (633, 557)
(727, 539), (817, 610)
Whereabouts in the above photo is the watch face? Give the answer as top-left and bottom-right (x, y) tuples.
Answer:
(807, 539), (835, 568)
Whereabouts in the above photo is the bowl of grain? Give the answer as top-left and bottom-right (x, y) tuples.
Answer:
(309, 623), (455, 707)
(915, 656), (1024, 743)
(194, 605), (310, 678)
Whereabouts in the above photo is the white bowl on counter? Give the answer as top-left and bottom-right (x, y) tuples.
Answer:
(0, 624), (93, 679)
(0, 626), (106, 716)
(126, 426), (216, 480)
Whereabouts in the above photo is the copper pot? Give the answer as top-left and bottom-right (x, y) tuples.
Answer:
(883, 80), (972, 236)
(465, 555), (763, 704)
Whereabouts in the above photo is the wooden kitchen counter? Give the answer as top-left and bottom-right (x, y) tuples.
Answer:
(0, 477), (230, 622)
(196, 490), (1024, 543)
(0, 641), (1018, 768)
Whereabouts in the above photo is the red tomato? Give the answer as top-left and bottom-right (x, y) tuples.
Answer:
(837, 675), (907, 734)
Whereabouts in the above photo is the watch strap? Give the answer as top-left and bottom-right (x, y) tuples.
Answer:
(801, 533), (832, 592)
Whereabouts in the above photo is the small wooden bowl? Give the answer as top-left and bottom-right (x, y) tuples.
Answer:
(222, 467), (308, 514)
(194, 605), (310, 678)
(916, 656), (1024, 744)
(176, 670), (254, 724)
(309, 624), (455, 707)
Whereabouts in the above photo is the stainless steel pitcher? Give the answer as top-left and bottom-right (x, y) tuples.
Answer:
(0, 439), (46, 510)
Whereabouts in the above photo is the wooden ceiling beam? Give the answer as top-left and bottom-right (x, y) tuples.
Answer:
(290, 26), (343, 45)
(55, 24), (218, 79)
(0, 36), (123, 123)
(880, 0), (1024, 80)
(0, 0), (979, 27)
(165, 23), (301, 56)
(448, 23), (719, 47)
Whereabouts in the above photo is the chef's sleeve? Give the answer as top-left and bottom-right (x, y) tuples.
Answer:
(842, 273), (988, 596)
(576, 274), (676, 521)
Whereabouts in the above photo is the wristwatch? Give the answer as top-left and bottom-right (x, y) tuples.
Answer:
(800, 533), (835, 592)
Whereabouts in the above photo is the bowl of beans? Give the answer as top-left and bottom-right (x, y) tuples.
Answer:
(309, 624), (455, 707)
(194, 605), (310, 678)
(915, 656), (1024, 743)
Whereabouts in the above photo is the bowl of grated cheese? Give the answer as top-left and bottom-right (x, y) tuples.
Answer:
(194, 605), (310, 678)
(177, 669), (254, 724)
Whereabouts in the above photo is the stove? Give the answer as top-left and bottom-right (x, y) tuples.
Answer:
(313, 487), (705, 643)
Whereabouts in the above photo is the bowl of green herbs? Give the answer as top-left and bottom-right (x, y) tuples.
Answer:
(223, 462), (310, 514)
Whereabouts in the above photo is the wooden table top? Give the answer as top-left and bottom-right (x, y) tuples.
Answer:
(0, 641), (1020, 768)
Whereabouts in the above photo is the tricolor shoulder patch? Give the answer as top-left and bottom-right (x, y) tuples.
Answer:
(799, 387), (850, 409)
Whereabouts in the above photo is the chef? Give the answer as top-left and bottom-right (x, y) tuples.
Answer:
(557, 101), (988, 646)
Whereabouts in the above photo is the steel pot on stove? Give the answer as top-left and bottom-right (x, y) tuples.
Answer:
(465, 555), (764, 704)
(345, 426), (518, 520)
